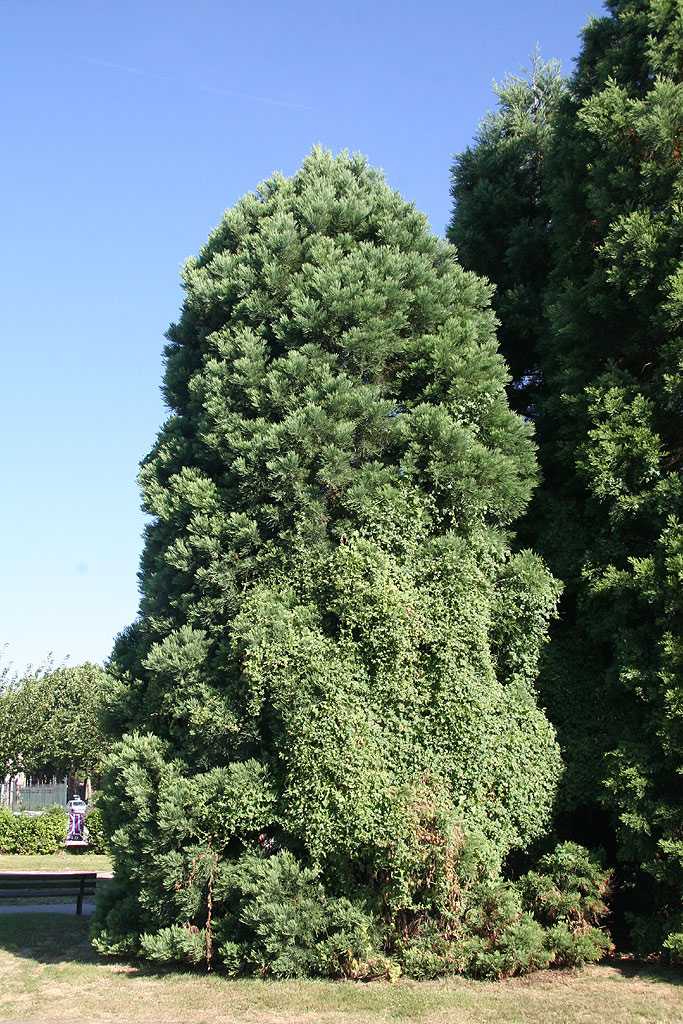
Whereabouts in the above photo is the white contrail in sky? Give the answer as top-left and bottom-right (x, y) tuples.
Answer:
(77, 55), (313, 111)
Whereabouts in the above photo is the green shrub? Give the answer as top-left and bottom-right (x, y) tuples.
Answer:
(542, 922), (612, 966)
(141, 924), (207, 965)
(0, 805), (67, 854)
(394, 843), (613, 979)
(461, 881), (552, 979)
(394, 878), (551, 981)
(114, 847), (380, 977)
(90, 878), (145, 957)
(212, 850), (379, 978)
(515, 842), (613, 965)
(463, 916), (551, 980)
(0, 809), (15, 853)
(663, 929), (683, 964)
(94, 837), (614, 980)
(84, 806), (108, 854)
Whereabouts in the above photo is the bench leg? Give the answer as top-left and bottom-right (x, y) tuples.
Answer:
(77, 878), (84, 916)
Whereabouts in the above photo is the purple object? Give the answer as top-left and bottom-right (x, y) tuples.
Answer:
(67, 811), (84, 841)
(66, 796), (88, 844)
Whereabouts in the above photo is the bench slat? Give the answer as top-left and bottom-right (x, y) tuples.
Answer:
(0, 878), (97, 887)
(0, 872), (97, 878)
(0, 872), (98, 915)
(0, 889), (94, 898)
(0, 880), (97, 887)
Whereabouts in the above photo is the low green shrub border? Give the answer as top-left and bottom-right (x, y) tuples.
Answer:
(97, 841), (611, 979)
(84, 806), (108, 854)
(0, 805), (67, 855)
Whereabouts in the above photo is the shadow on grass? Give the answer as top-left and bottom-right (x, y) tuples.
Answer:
(0, 911), (211, 981)
(1, 915), (682, 992)
(602, 955), (683, 987)
(0, 912), (97, 965)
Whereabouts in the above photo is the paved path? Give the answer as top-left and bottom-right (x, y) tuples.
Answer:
(0, 870), (110, 916)
(0, 901), (96, 915)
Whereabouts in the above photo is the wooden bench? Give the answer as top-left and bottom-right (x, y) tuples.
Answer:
(0, 872), (97, 915)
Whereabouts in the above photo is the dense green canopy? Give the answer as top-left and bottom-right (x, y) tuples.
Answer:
(95, 149), (562, 973)
(450, 0), (683, 957)
(0, 661), (111, 782)
(448, 52), (566, 417)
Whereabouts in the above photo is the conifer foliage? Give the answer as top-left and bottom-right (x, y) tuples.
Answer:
(95, 149), (563, 973)
(542, 0), (683, 957)
(450, 0), (683, 956)
(449, 53), (566, 415)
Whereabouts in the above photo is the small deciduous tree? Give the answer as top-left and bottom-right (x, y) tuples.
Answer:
(0, 660), (113, 787)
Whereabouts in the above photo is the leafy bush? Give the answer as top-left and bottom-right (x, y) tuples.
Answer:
(395, 878), (551, 981)
(0, 805), (67, 854)
(132, 849), (384, 978)
(394, 842), (613, 979)
(141, 924), (207, 965)
(90, 878), (146, 957)
(515, 842), (613, 965)
(662, 929), (683, 964)
(213, 850), (379, 978)
(0, 809), (14, 852)
(84, 794), (108, 854)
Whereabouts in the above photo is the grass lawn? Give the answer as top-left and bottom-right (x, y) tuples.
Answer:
(0, 852), (113, 906)
(0, 852), (113, 875)
(0, 913), (681, 1024)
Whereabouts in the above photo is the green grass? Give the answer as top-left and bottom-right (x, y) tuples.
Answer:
(0, 912), (681, 1024)
(0, 851), (112, 874)
(0, 852), (113, 906)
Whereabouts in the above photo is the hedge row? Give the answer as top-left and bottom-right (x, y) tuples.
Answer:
(0, 805), (67, 854)
(0, 804), (109, 855)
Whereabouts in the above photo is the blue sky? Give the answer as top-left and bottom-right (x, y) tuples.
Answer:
(1, 0), (603, 675)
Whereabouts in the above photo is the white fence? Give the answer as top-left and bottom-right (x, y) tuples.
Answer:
(0, 777), (67, 811)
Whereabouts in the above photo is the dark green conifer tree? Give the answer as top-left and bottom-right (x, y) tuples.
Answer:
(94, 149), (562, 974)
(448, 53), (566, 416)
(541, 0), (683, 957)
(450, 1), (683, 956)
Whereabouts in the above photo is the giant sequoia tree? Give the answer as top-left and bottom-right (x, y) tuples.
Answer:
(450, 0), (683, 957)
(94, 150), (562, 974)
